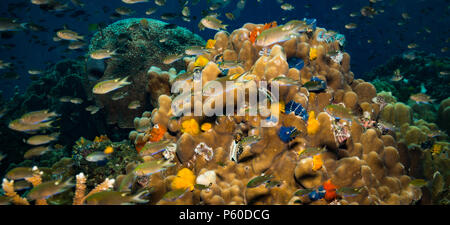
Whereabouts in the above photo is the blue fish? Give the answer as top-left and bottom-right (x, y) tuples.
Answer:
(278, 126), (301, 143)
(285, 100), (308, 121)
(303, 18), (317, 30)
(308, 186), (326, 201)
(287, 57), (304, 70)
(151, 148), (166, 156)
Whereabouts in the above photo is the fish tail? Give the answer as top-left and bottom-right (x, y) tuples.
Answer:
(222, 24), (228, 30)
(20, 23), (28, 30)
(64, 177), (75, 188)
(120, 76), (132, 85)
(78, 35), (84, 40)
(131, 189), (150, 203)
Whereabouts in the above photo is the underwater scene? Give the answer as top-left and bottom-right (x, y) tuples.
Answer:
(0, 0), (449, 206)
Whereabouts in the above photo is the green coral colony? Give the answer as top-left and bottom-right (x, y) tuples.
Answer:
(0, 16), (449, 205)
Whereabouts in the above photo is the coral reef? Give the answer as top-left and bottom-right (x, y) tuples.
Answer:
(120, 20), (428, 205)
(1, 19), (448, 205)
(367, 50), (449, 103)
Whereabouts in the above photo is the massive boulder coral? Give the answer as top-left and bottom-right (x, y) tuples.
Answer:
(120, 20), (427, 205)
(88, 18), (204, 128)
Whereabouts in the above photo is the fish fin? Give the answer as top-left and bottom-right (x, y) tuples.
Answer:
(20, 23), (28, 30)
(120, 76), (132, 85)
(63, 177), (75, 187)
(131, 189), (150, 203)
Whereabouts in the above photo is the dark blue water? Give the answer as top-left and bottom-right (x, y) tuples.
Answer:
(0, 0), (449, 99)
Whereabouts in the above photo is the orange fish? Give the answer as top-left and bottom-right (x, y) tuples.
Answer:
(135, 142), (146, 153)
(323, 179), (338, 201)
(312, 154), (323, 171)
(94, 135), (109, 143)
(148, 124), (166, 142)
(249, 21), (277, 44)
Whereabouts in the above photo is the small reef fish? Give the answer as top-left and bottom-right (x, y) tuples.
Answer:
(281, 3), (294, 10)
(19, 110), (59, 125)
(128, 100), (141, 109)
(115, 7), (135, 16)
(163, 54), (184, 64)
(185, 46), (211, 56)
(70, 98), (83, 104)
(181, 6), (190, 17)
(391, 69), (403, 82)
(68, 41), (86, 50)
(133, 159), (175, 176)
(162, 188), (189, 201)
(294, 188), (315, 196)
(139, 140), (174, 156)
(56, 29), (84, 41)
(0, 18), (27, 31)
(201, 123), (212, 132)
(28, 70), (43, 75)
(13, 180), (32, 191)
(336, 187), (363, 197)
(145, 7), (157, 15)
(6, 167), (34, 180)
(255, 20), (310, 47)
(332, 4), (343, 11)
(104, 146), (114, 154)
(25, 133), (59, 145)
(409, 179), (428, 188)
(155, 0), (166, 6)
(325, 104), (354, 121)
(225, 13), (235, 20)
(86, 190), (149, 205)
(297, 147), (327, 158)
(0, 152), (6, 163)
(193, 55), (209, 67)
(86, 151), (109, 162)
(247, 174), (274, 188)
(349, 12), (359, 17)
(271, 75), (301, 86)
(90, 49), (116, 60)
(8, 119), (55, 133)
(85, 105), (100, 114)
(148, 124), (167, 142)
(239, 135), (261, 148)
(59, 96), (72, 102)
(0, 196), (11, 205)
(24, 146), (52, 159)
(122, 0), (149, 4)
(345, 23), (357, 29)
(27, 178), (75, 200)
(410, 93), (434, 104)
(0, 60), (12, 69)
(312, 154), (323, 171)
(93, 76), (131, 94)
(118, 172), (137, 192)
(360, 6), (377, 18)
(199, 16), (228, 31)
(303, 77), (327, 92)
(205, 39), (216, 49)
(111, 91), (128, 101)
(407, 43), (418, 49)
(218, 61), (243, 69)
(171, 168), (196, 191)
